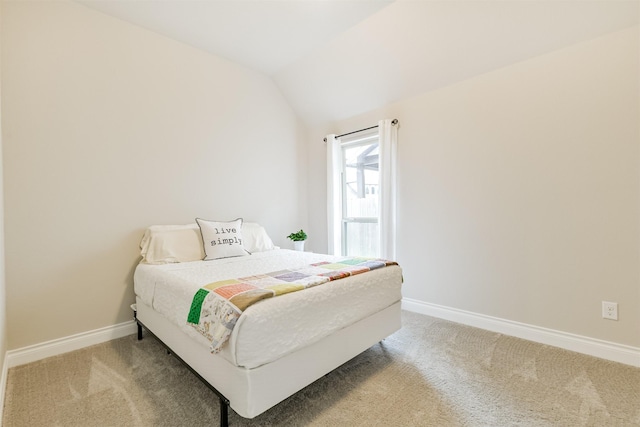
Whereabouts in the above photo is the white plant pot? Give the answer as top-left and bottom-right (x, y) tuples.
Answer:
(293, 241), (305, 252)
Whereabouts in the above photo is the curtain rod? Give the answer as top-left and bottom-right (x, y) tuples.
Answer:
(323, 119), (398, 143)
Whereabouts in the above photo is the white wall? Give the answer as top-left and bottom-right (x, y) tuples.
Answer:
(308, 26), (640, 348)
(0, 0), (7, 409)
(1, 1), (307, 350)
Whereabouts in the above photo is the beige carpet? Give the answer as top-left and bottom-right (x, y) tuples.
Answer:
(3, 311), (640, 426)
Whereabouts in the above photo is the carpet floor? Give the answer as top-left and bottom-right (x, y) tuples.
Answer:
(3, 311), (639, 426)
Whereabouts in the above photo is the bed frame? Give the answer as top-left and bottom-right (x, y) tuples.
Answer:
(135, 298), (401, 426)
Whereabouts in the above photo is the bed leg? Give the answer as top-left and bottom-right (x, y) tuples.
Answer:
(132, 304), (143, 341)
(219, 397), (229, 427)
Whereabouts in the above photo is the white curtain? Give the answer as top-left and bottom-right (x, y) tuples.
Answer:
(326, 134), (342, 255)
(378, 119), (398, 260)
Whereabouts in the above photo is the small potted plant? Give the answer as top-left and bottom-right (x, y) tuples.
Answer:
(287, 229), (307, 251)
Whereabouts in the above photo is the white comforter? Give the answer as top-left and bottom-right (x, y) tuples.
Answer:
(134, 249), (402, 369)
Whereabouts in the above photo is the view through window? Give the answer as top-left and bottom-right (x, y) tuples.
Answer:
(341, 134), (379, 257)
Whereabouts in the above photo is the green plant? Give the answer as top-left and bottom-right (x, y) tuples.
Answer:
(287, 229), (307, 241)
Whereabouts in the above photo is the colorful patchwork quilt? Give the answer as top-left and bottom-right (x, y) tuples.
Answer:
(187, 257), (398, 353)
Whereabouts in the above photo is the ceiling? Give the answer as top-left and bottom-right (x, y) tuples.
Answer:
(78, 0), (639, 125)
(77, 0), (393, 75)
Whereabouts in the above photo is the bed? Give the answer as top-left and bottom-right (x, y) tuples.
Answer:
(133, 221), (403, 426)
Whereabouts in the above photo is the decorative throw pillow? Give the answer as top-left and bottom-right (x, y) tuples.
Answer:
(196, 218), (250, 260)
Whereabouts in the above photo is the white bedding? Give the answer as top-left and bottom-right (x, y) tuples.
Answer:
(133, 249), (403, 369)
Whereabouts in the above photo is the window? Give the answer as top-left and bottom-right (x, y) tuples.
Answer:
(341, 133), (380, 257)
(326, 119), (398, 260)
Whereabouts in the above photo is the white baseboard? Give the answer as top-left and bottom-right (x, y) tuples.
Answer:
(402, 298), (640, 368)
(5, 320), (137, 369)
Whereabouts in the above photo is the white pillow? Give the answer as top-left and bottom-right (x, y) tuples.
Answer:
(140, 224), (204, 264)
(196, 218), (250, 260)
(243, 222), (276, 253)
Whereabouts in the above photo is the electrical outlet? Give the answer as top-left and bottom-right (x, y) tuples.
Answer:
(602, 301), (618, 321)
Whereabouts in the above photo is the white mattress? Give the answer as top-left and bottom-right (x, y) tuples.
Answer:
(134, 249), (403, 369)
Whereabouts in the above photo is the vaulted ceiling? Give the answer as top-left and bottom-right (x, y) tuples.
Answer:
(78, 0), (639, 125)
